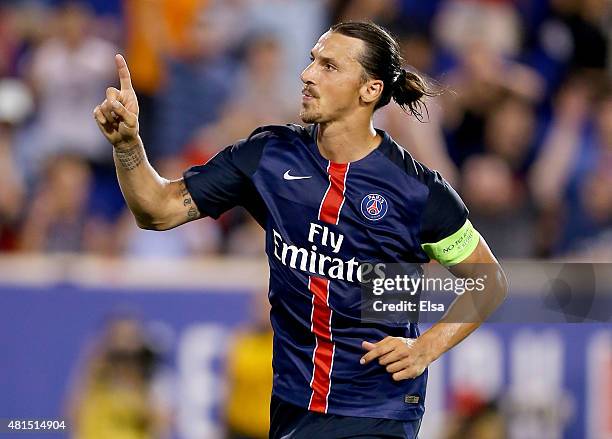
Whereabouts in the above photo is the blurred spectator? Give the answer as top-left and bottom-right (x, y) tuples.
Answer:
(223, 293), (273, 439)
(193, 31), (298, 150)
(18, 1), (116, 176)
(0, 79), (32, 251)
(484, 96), (538, 173)
(473, 94), (539, 257)
(466, 95), (540, 253)
(528, 76), (592, 256)
(524, 0), (609, 95)
(434, 0), (522, 58)
(243, 0), (326, 96)
(530, 76), (612, 258)
(0, 2), (50, 77)
(0, 129), (24, 251)
(153, 6), (237, 158)
(442, 46), (544, 166)
(395, 31), (438, 76)
(19, 154), (94, 253)
(444, 395), (507, 439)
(67, 315), (173, 439)
(123, 0), (206, 148)
(461, 154), (535, 258)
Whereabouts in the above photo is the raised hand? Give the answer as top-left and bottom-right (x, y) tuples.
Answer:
(93, 54), (140, 147)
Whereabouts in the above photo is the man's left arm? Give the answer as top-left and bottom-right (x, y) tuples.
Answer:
(360, 237), (508, 381)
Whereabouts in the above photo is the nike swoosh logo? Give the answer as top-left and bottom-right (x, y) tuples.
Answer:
(283, 170), (312, 180)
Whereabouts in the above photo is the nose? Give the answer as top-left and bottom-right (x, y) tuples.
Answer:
(301, 61), (315, 85)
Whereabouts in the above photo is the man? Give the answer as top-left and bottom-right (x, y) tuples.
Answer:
(94, 22), (507, 439)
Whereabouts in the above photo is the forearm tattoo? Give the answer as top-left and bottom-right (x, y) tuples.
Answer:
(178, 180), (199, 220)
(115, 143), (144, 171)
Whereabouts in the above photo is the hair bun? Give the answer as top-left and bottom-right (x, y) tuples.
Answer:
(392, 69), (408, 96)
(394, 68), (408, 85)
(392, 68), (435, 121)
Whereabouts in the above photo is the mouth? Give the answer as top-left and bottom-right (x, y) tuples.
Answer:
(302, 89), (317, 101)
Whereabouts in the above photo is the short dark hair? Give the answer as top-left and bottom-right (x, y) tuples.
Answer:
(330, 21), (439, 121)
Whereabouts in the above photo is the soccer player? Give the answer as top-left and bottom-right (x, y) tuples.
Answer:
(94, 22), (507, 439)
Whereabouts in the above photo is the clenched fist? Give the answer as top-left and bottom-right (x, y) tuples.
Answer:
(93, 54), (140, 148)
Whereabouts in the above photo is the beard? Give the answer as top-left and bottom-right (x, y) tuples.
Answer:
(300, 110), (321, 124)
(299, 103), (324, 124)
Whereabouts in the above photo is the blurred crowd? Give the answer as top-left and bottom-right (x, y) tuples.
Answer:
(0, 0), (610, 260)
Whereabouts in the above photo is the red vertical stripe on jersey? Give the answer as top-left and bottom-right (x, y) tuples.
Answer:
(308, 161), (349, 413)
(308, 276), (333, 412)
(319, 163), (349, 224)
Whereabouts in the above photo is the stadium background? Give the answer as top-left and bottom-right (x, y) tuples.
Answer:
(0, 0), (610, 438)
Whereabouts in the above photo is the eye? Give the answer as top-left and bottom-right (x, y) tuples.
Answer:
(325, 63), (336, 71)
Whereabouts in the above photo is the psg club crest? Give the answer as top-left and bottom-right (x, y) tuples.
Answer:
(360, 193), (388, 221)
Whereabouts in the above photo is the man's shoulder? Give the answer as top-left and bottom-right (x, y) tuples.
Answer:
(377, 130), (436, 187)
(247, 124), (312, 144)
(226, 124), (311, 170)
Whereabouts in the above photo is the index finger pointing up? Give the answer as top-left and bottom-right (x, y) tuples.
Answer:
(115, 54), (133, 90)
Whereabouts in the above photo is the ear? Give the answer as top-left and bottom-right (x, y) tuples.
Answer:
(360, 79), (384, 104)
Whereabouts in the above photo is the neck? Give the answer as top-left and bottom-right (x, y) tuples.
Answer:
(316, 114), (381, 163)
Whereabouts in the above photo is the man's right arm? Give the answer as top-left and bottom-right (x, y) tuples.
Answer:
(112, 137), (200, 230)
(93, 55), (200, 231)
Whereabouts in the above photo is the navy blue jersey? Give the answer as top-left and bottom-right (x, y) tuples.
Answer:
(184, 124), (473, 421)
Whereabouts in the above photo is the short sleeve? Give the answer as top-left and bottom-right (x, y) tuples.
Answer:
(182, 133), (266, 220)
(419, 171), (479, 266)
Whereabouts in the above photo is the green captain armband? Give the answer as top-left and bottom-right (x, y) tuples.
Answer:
(421, 219), (480, 266)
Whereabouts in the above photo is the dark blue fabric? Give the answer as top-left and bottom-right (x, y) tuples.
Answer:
(270, 394), (422, 439)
